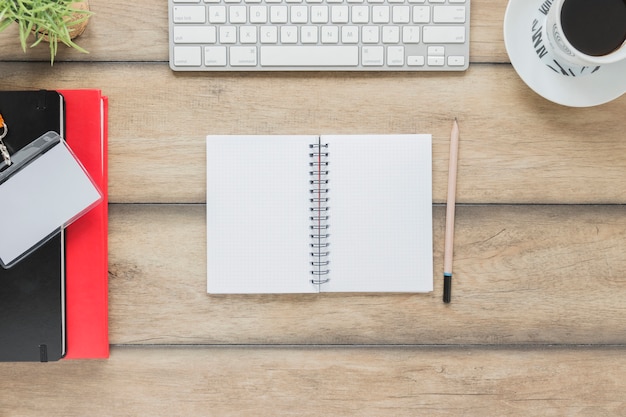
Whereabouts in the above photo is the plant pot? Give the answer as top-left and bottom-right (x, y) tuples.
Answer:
(67, 0), (90, 40)
(36, 0), (91, 42)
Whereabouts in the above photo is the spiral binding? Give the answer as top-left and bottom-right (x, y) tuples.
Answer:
(309, 142), (330, 285)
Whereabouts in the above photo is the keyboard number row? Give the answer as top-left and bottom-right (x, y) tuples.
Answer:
(173, 5), (465, 24)
(174, 0), (466, 4)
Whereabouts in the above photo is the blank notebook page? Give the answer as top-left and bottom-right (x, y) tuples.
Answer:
(207, 135), (315, 293)
(322, 134), (432, 292)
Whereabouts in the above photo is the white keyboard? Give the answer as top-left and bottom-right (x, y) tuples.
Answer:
(169, 0), (469, 71)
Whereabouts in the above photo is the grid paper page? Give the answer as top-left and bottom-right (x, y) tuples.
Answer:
(206, 135), (316, 293)
(321, 134), (433, 293)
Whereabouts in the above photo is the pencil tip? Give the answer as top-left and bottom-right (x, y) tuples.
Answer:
(443, 274), (452, 303)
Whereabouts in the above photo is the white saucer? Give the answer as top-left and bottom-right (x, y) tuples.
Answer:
(503, 0), (626, 107)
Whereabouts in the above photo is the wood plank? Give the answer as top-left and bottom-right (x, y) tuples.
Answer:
(0, 0), (508, 63)
(0, 63), (624, 204)
(109, 204), (626, 345)
(1, 346), (626, 416)
(0, 0), (167, 62)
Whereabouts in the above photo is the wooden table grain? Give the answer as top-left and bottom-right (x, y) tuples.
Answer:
(1, 0), (626, 415)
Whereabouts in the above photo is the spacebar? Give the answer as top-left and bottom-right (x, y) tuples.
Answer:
(260, 46), (359, 67)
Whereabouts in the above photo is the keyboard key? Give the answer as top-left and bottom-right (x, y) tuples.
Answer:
(321, 26), (339, 43)
(291, 5), (308, 22)
(427, 55), (444, 65)
(205, 46), (227, 65)
(387, 46), (404, 65)
(281, 26), (298, 42)
(219, 26), (237, 43)
(362, 46), (384, 66)
(433, 6), (465, 23)
(352, 6), (369, 22)
(229, 6), (247, 23)
(331, 6), (349, 23)
(260, 46), (358, 66)
(173, 6), (206, 23)
(362, 26), (379, 43)
(342, 26), (359, 43)
(173, 26), (216, 43)
(240, 26), (258, 42)
(372, 6), (390, 23)
(260, 26), (278, 43)
(231, 46), (258, 65)
(392, 6), (410, 23)
(174, 46), (202, 66)
(208, 6), (227, 22)
(407, 55), (425, 65)
(447, 55), (465, 66)
(427, 45), (444, 55)
(301, 26), (319, 43)
(422, 25), (465, 43)
(382, 26), (400, 43)
(402, 26), (420, 43)
(412, 5), (430, 23)
(249, 5), (268, 22)
(311, 6), (329, 23)
(270, 5), (288, 22)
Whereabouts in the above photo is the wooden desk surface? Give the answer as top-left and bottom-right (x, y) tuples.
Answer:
(2, 0), (626, 415)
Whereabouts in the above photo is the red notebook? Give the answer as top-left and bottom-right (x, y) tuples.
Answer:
(60, 89), (109, 359)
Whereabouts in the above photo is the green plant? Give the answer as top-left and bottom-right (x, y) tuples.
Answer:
(0, 0), (91, 64)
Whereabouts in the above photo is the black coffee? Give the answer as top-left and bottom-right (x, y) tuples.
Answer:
(561, 0), (626, 56)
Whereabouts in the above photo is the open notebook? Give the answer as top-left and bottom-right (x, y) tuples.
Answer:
(206, 134), (433, 294)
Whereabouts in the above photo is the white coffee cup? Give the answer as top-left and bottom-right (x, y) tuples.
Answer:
(543, 0), (626, 67)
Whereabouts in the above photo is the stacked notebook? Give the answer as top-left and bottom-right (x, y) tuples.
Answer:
(61, 89), (109, 360)
(0, 90), (109, 361)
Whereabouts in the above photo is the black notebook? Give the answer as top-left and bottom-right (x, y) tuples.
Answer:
(0, 90), (66, 361)
(206, 134), (433, 294)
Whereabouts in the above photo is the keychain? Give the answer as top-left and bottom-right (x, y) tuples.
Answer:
(0, 113), (11, 166)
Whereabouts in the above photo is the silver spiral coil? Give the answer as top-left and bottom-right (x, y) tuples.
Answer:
(309, 142), (330, 285)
